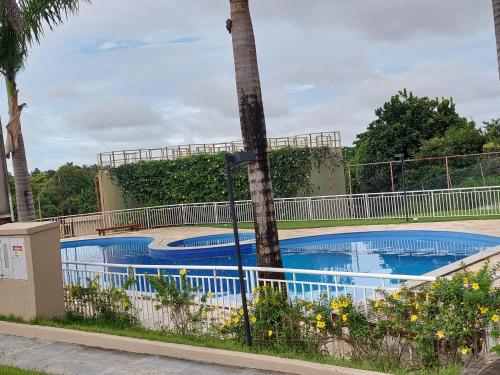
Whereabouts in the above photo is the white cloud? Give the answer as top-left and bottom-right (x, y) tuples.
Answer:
(0, 0), (496, 171)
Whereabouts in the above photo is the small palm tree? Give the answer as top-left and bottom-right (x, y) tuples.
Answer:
(494, 0), (500, 78)
(228, 0), (284, 278)
(0, 0), (89, 221)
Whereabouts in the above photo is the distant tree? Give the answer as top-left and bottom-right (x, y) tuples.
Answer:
(10, 163), (98, 219)
(0, 0), (89, 221)
(351, 90), (478, 193)
(418, 123), (484, 157)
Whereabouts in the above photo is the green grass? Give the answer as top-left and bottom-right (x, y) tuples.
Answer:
(0, 315), (462, 375)
(203, 215), (500, 230)
(0, 366), (49, 375)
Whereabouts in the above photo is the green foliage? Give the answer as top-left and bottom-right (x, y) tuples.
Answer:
(109, 147), (338, 207)
(482, 119), (500, 143)
(418, 123), (484, 157)
(221, 285), (323, 354)
(350, 90), (488, 193)
(65, 276), (137, 328)
(220, 264), (499, 371)
(9, 163), (98, 218)
(146, 269), (211, 334)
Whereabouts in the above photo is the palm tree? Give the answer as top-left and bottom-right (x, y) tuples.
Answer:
(494, 0), (500, 78)
(228, 0), (284, 278)
(0, 0), (88, 221)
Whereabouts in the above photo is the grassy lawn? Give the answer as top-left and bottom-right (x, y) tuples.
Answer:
(203, 215), (500, 230)
(0, 366), (49, 375)
(0, 315), (462, 375)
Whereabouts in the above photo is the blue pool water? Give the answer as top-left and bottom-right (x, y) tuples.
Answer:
(61, 231), (500, 279)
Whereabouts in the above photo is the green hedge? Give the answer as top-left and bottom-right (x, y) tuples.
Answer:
(109, 147), (339, 207)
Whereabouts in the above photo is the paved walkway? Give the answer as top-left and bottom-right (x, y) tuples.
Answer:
(0, 334), (276, 375)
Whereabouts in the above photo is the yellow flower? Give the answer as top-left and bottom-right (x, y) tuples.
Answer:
(253, 286), (261, 293)
(410, 315), (418, 322)
(224, 320), (231, 327)
(492, 314), (499, 323)
(122, 300), (130, 309)
(255, 296), (260, 304)
(179, 269), (187, 277)
(316, 313), (323, 321)
(374, 300), (384, 309)
(463, 276), (469, 285)
(472, 283), (480, 291)
(207, 292), (213, 298)
(268, 330), (273, 337)
(414, 302), (420, 309)
(250, 316), (257, 324)
(340, 301), (350, 308)
(436, 330), (445, 339)
(233, 317), (240, 324)
(392, 292), (399, 300)
(390, 316), (397, 323)
(331, 301), (339, 309)
(479, 306), (489, 314)
(342, 314), (348, 322)
(316, 321), (326, 329)
(460, 347), (470, 356)
(90, 282), (99, 290)
(239, 308), (244, 316)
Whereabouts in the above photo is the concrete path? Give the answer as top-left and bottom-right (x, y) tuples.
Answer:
(0, 334), (275, 375)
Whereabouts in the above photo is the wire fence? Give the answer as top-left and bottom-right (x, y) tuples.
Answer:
(347, 152), (500, 194)
(41, 186), (500, 238)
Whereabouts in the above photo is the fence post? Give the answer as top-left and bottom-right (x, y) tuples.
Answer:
(214, 203), (219, 224)
(431, 191), (436, 217)
(364, 194), (370, 218)
(145, 207), (151, 229)
(307, 197), (313, 220)
(181, 204), (186, 225)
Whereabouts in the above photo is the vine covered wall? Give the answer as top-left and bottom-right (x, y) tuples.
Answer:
(107, 147), (343, 208)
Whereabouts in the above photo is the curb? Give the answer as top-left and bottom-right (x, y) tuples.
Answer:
(0, 321), (388, 375)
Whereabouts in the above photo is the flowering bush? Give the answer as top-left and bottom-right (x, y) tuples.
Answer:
(371, 263), (500, 368)
(65, 276), (137, 327)
(220, 285), (323, 354)
(220, 263), (499, 371)
(146, 269), (212, 334)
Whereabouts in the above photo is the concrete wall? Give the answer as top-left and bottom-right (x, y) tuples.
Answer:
(97, 169), (128, 212)
(0, 222), (64, 320)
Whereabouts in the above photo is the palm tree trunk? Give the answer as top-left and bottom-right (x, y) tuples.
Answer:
(229, 0), (283, 278)
(0, 121), (12, 223)
(494, 0), (500, 78)
(5, 76), (35, 222)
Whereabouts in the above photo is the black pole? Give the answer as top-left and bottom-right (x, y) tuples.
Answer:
(401, 159), (409, 222)
(225, 154), (253, 347)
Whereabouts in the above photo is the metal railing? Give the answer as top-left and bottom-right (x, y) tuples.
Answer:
(42, 186), (500, 238)
(62, 261), (435, 329)
(97, 131), (342, 169)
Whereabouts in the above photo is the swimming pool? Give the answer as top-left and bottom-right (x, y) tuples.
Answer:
(61, 230), (500, 278)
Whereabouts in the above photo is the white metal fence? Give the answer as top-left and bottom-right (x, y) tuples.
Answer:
(43, 186), (500, 238)
(62, 261), (436, 329)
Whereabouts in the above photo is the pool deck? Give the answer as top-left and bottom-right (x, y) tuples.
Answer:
(62, 219), (500, 281)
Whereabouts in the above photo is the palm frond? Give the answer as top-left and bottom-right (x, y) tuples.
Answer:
(20, 0), (90, 45)
(2, 0), (24, 32)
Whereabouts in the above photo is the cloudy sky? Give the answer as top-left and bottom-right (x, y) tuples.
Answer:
(4, 0), (499, 170)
